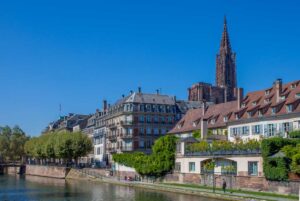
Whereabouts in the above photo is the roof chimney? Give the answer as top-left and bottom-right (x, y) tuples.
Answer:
(202, 101), (207, 116)
(103, 100), (107, 111)
(130, 90), (133, 95)
(237, 88), (244, 109)
(275, 79), (282, 103)
(156, 89), (159, 95)
(122, 94), (125, 98)
(138, 87), (142, 93)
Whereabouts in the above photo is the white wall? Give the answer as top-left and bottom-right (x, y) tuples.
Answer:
(228, 117), (300, 142)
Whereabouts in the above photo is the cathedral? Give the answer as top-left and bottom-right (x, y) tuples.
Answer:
(188, 17), (238, 104)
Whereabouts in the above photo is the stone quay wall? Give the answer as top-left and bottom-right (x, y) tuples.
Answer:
(26, 165), (70, 179)
(162, 172), (300, 195)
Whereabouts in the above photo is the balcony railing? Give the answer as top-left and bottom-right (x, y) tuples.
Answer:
(185, 149), (261, 157)
(120, 121), (133, 126)
(119, 133), (133, 139)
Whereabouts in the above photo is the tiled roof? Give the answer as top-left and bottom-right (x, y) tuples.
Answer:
(169, 101), (238, 134)
(169, 79), (300, 135)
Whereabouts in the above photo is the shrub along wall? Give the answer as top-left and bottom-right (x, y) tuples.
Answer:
(261, 137), (300, 181)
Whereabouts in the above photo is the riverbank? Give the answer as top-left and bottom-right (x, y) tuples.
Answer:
(66, 168), (299, 201)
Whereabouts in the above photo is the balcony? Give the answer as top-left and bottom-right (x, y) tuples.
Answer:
(120, 121), (133, 126)
(119, 133), (133, 139)
(108, 122), (117, 129)
(121, 146), (133, 152)
(108, 134), (117, 141)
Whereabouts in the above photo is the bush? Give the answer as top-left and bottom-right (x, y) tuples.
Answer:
(113, 135), (177, 177)
(289, 130), (300, 138)
(263, 157), (289, 181)
(291, 154), (300, 174)
(261, 137), (299, 158)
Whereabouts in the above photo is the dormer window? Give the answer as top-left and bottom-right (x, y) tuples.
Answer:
(271, 107), (276, 115)
(247, 112), (251, 118)
(264, 98), (271, 104)
(192, 122), (197, 127)
(235, 114), (239, 120)
(265, 90), (271, 95)
(177, 121), (184, 129)
(211, 119), (216, 125)
(241, 103), (246, 108)
(223, 116), (228, 122)
(291, 84), (297, 89)
(280, 95), (286, 100)
(295, 93), (300, 99)
(258, 110), (263, 117)
(252, 101), (257, 106)
(286, 105), (293, 113)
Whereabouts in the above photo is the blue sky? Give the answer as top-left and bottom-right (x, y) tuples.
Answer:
(0, 1), (300, 136)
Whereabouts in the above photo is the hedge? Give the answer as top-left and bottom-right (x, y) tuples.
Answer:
(263, 157), (289, 181)
(289, 130), (300, 138)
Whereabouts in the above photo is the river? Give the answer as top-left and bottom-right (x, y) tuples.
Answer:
(0, 174), (218, 201)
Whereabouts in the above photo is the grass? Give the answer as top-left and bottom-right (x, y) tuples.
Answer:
(163, 183), (299, 200)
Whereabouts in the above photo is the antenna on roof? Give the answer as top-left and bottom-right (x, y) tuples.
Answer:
(59, 103), (62, 117)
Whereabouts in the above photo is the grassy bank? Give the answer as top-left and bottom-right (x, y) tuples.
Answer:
(164, 183), (299, 200)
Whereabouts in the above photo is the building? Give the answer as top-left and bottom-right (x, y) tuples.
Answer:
(188, 17), (238, 103)
(171, 79), (300, 142)
(168, 100), (239, 141)
(44, 113), (90, 133)
(94, 103), (108, 167)
(94, 88), (205, 164)
(227, 79), (300, 141)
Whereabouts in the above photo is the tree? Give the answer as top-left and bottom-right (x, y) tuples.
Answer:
(0, 125), (29, 162)
(113, 135), (178, 177)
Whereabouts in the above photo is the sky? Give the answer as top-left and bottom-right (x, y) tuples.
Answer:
(0, 0), (300, 136)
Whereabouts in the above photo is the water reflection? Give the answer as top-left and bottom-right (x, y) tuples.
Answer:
(0, 175), (217, 201)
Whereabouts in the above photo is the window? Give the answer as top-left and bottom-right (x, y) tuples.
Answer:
(242, 126), (249, 135)
(252, 125), (262, 135)
(265, 90), (270, 95)
(153, 128), (159, 135)
(271, 107), (276, 115)
(139, 115), (144, 123)
(161, 128), (166, 135)
(296, 93), (300, 99)
(168, 116), (173, 124)
(146, 127), (152, 135)
(139, 140), (145, 148)
(175, 162), (181, 172)
(252, 101), (257, 106)
(160, 116), (165, 124)
(266, 124), (276, 137)
(189, 162), (195, 172)
(97, 147), (100, 155)
(283, 122), (292, 132)
(286, 105), (293, 113)
(146, 115), (152, 123)
(154, 115), (159, 123)
(235, 114), (239, 120)
(248, 162), (258, 176)
(223, 116), (228, 122)
(258, 110), (263, 117)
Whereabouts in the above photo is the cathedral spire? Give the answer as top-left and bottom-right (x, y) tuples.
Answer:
(216, 16), (237, 102)
(220, 15), (232, 54)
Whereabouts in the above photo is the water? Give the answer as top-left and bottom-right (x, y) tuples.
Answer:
(0, 174), (218, 201)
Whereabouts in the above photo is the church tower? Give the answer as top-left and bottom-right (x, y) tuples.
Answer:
(216, 16), (237, 102)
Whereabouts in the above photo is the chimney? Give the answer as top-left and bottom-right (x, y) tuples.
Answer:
(130, 90), (133, 95)
(96, 109), (99, 113)
(174, 96), (177, 102)
(138, 87), (142, 93)
(275, 79), (282, 103)
(103, 100), (107, 111)
(122, 94), (125, 98)
(200, 101), (207, 139)
(202, 101), (206, 116)
(237, 88), (244, 110)
(156, 89), (159, 95)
